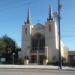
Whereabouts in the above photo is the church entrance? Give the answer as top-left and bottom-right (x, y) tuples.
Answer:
(31, 33), (45, 64)
(31, 55), (37, 63)
(31, 55), (44, 64)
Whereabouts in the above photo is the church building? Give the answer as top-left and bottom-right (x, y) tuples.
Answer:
(20, 4), (67, 64)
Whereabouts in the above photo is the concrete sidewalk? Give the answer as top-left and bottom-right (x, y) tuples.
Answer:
(0, 65), (75, 70)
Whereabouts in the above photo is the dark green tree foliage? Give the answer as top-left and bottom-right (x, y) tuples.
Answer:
(0, 35), (21, 64)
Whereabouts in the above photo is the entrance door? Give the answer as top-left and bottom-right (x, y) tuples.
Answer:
(31, 55), (37, 63)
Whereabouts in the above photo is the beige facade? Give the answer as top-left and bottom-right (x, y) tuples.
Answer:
(63, 47), (69, 63)
(20, 5), (66, 63)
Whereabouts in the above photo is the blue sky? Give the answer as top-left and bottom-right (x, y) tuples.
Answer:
(0, 0), (75, 50)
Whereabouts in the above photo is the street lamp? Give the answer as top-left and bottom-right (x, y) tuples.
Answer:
(45, 46), (48, 59)
(37, 39), (39, 64)
(12, 53), (15, 64)
(58, 0), (62, 69)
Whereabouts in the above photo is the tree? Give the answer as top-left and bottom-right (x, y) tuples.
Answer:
(0, 35), (21, 64)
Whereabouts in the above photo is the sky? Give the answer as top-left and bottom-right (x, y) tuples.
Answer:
(0, 0), (75, 50)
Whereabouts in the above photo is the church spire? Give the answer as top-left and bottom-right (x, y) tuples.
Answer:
(47, 4), (54, 21)
(26, 8), (31, 24)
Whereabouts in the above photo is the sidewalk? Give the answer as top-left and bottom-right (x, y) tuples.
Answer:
(0, 65), (75, 70)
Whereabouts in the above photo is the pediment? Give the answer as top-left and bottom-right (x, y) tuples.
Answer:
(34, 23), (45, 29)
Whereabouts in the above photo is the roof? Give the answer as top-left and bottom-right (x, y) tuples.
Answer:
(68, 51), (75, 55)
(34, 23), (45, 29)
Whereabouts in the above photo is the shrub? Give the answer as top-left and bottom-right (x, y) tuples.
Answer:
(17, 59), (24, 65)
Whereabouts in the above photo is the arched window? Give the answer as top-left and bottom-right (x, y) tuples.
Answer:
(31, 33), (45, 52)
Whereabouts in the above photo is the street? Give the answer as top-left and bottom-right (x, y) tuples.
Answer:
(0, 69), (75, 75)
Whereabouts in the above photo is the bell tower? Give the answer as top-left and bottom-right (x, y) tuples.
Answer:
(45, 4), (59, 62)
(21, 8), (32, 59)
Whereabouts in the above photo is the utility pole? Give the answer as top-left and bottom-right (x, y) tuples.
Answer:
(58, 0), (62, 69)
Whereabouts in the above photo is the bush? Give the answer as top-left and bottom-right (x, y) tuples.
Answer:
(47, 61), (59, 65)
(16, 59), (24, 65)
(62, 63), (70, 66)
(24, 56), (29, 60)
(47, 61), (71, 66)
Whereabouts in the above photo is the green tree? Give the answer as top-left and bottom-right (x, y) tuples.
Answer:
(0, 35), (21, 64)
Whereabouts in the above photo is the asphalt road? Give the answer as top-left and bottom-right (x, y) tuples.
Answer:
(0, 69), (75, 75)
